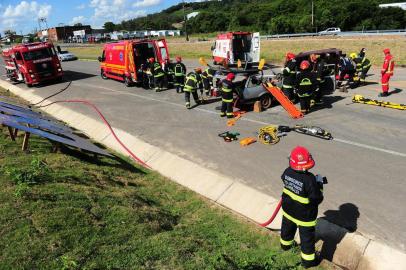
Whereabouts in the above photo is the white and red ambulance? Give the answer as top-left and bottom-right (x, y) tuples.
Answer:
(211, 32), (260, 66)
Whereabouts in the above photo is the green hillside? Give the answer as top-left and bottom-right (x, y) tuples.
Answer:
(105, 0), (406, 34)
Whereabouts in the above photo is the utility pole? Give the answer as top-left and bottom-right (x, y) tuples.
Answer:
(311, 1), (314, 30)
(183, 0), (189, 41)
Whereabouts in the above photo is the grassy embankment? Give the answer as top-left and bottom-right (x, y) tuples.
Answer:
(0, 89), (332, 269)
(67, 36), (406, 66)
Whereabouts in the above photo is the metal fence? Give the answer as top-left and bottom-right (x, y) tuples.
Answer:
(261, 29), (406, 39)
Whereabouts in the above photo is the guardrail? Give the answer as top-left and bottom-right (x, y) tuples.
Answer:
(261, 29), (406, 39)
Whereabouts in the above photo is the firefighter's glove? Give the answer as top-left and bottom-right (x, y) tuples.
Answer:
(316, 174), (328, 184)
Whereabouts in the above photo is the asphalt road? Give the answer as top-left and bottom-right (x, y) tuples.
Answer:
(1, 59), (406, 252)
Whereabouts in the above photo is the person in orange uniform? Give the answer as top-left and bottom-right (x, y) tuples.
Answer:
(380, 48), (395, 97)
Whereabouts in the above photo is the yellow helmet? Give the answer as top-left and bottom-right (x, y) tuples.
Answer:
(350, 53), (357, 59)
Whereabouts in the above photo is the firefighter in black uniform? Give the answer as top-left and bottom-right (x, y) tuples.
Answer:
(220, 73), (236, 118)
(184, 68), (202, 109)
(296, 60), (317, 114)
(164, 58), (174, 89)
(357, 48), (371, 84)
(280, 146), (324, 268)
(282, 52), (297, 100)
(313, 54), (327, 105)
(150, 58), (165, 92)
(174, 56), (186, 93)
(201, 67), (216, 98)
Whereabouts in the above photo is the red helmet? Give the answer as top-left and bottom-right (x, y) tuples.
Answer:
(194, 67), (202, 73)
(176, 56), (182, 62)
(289, 146), (315, 171)
(300, 60), (310, 70)
(383, 48), (390, 55)
(148, 57), (155, 63)
(286, 52), (295, 61)
(226, 73), (235, 81)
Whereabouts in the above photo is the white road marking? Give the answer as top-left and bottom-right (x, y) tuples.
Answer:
(75, 81), (406, 158)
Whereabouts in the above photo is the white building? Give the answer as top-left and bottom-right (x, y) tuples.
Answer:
(187, 12), (199, 20)
(379, 2), (406, 10)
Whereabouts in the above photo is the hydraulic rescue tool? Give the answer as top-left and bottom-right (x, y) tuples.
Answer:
(258, 125), (283, 145)
(218, 131), (240, 142)
(352, 95), (406, 110)
(258, 125), (332, 144)
(291, 125), (333, 140)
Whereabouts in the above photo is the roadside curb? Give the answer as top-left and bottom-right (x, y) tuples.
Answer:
(1, 79), (405, 270)
(78, 58), (98, 62)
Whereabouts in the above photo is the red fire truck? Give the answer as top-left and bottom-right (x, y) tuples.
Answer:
(211, 32), (260, 66)
(98, 39), (170, 86)
(2, 42), (63, 87)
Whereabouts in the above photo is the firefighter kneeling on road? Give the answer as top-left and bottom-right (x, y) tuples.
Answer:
(296, 61), (317, 115)
(184, 68), (202, 109)
(220, 73), (236, 118)
(280, 146), (325, 269)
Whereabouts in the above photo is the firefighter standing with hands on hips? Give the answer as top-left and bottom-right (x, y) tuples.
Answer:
(296, 60), (317, 114)
(380, 48), (395, 97)
(220, 73), (236, 118)
(174, 56), (187, 93)
(280, 146), (326, 268)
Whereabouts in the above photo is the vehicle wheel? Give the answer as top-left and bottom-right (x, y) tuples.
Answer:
(124, 76), (133, 87)
(260, 94), (272, 109)
(101, 70), (108, 80)
(23, 75), (32, 87)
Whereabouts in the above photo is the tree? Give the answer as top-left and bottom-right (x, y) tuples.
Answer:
(74, 23), (83, 27)
(4, 29), (16, 36)
(103, 22), (116, 32)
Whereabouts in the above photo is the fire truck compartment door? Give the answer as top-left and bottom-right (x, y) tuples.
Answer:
(249, 32), (260, 63)
(157, 40), (169, 61)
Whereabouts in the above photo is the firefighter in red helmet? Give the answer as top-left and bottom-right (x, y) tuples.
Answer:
(296, 60), (317, 114)
(280, 146), (325, 268)
(220, 73), (236, 118)
(174, 56), (187, 93)
(282, 52), (297, 101)
(380, 48), (395, 97)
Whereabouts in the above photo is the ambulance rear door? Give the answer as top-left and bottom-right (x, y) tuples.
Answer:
(249, 32), (260, 63)
(155, 39), (169, 63)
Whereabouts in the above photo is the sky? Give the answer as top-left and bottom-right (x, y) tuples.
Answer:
(0, 0), (206, 34)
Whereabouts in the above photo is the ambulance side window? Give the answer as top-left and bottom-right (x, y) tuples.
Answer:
(15, 52), (22, 61)
(160, 48), (167, 60)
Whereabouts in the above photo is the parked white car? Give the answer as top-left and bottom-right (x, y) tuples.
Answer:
(318, 28), (341, 35)
(56, 46), (78, 61)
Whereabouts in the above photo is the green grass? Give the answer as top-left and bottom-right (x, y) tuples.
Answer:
(0, 90), (331, 269)
(66, 35), (406, 66)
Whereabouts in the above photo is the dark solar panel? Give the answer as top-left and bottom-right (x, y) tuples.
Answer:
(0, 100), (111, 157)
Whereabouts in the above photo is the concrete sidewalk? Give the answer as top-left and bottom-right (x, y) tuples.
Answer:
(1, 59), (406, 269)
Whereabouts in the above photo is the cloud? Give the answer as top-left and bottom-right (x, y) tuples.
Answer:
(1, 1), (52, 31)
(76, 4), (86, 10)
(70, 16), (86, 25)
(89, 0), (147, 28)
(133, 0), (162, 8)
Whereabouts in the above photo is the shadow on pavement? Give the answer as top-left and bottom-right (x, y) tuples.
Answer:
(318, 203), (360, 261)
(390, 88), (403, 95)
(310, 95), (346, 113)
(63, 70), (97, 82)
